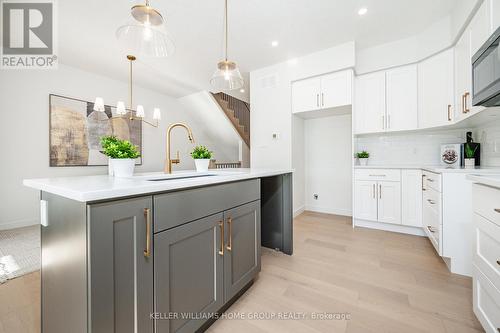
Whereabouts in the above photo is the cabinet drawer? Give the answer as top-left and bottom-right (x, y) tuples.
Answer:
(473, 184), (500, 227)
(423, 198), (442, 255)
(422, 170), (441, 192)
(473, 265), (500, 333)
(423, 186), (441, 215)
(154, 180), (260, 233)
(355, 169), (401, 182)
(474, 213), (500, 289)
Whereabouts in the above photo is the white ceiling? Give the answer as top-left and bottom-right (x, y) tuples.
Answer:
(58, 0), (457, 98)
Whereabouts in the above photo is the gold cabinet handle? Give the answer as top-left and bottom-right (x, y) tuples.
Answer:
(461, 94), (466, 114)
(226, 217), (232, 251)
(496, 260), (500, 266)
(316, 94), (319, 107)
(143, 208), (152, 258)
(372, 184), (375, 199)
(379, 184), (382, 199)
(464, 92), (470, 113)
(427, 199), (436, 205)
(447, 104), (452, 121)
(494, 209), (500, 213)
(321, 93), (324, 107)
(427, 225), (436, 233)
(218, 221), (224, 256)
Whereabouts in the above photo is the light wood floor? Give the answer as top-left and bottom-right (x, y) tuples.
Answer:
(0, 212), (483, 333)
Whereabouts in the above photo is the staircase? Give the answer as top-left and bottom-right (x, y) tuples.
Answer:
(212, 92), (250, 147)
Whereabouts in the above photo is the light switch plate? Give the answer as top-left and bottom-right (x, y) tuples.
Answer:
(40, 200), (48, 227)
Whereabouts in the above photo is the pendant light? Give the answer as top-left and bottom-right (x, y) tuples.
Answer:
(210, 0), (244, 91)
(116, 0), (175, 57)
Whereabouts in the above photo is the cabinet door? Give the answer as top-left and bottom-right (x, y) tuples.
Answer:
(470, 0), (491, 56)
(320, 70), (352, 109)
(354, 72), (386, 134)
(88, 197), (153, 333)
(354, 180), (378, 221)
(418, 49), (454, 128)
(224, 201), (261, 302)
(385, 65), (418, 131)
(401, 170), (423, 227)
(155, 213), (224, 333)
(292, 77), (321, 114)
(377, 181), (401, 225)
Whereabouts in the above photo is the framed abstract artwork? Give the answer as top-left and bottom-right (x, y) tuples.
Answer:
(49, 94), (142, 166)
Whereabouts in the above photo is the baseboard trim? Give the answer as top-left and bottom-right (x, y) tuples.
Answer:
(353, 218), (425, 236)
(293, 205), (305, 218)
(305, 205), (352, 217)
(0, 218), (38, 231)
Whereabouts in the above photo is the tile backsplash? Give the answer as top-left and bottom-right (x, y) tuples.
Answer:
(354, 120), (500, 167)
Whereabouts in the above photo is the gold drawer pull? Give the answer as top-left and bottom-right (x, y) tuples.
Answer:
(218, 221), (224, 256)
(226, 217), (232, 251)
(143, 208), (152, 258)
(497, 260), (500, 266)
(494, 209), (500, 214)
(427, 225), (436, 233)
(427, 199), (436, 205)
(427, 178), (434, 182)
(369, 174), (386, 177)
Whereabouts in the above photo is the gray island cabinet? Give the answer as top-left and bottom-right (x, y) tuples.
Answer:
(36, 173), (292, 333)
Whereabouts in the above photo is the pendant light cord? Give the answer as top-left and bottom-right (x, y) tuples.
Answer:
(224, 0), (228, 61)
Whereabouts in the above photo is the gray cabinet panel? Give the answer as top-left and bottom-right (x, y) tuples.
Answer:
(224, 201), (261, 302)
(154, 180), (260, 232)
(89, 197), (153, 333)
(155, 213), (224, 333)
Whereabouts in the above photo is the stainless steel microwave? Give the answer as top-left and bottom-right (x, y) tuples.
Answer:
(472, 26), (500, 106)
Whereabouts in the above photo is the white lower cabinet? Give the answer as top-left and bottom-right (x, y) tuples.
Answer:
(377, 181), (401, 224)
(472, 183), (500, 333)
(354, 169), (402, 225)
(401, 170), (423, 227)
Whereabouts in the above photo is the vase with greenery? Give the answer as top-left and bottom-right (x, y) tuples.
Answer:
(464, 143), (477, 168)
(356, 151), (370, 166)
(100, 136), (141, 177)
(191, 145), (213, 172)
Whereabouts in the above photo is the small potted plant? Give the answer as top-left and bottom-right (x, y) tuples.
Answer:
(464, 144), (478, 168)
(100, 136), (141, 177)
(356, 151), (370, 166)
(191, 145), (213, 172)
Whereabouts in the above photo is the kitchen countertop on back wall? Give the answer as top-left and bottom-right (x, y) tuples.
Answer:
(353, 164), (500, 174)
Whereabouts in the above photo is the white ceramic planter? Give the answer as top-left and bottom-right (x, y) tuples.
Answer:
(194, 159), (210, 172)
(359, 158), (369, 166)
(112, 159), (135, 177)
(108, 158), (114, 176)
(464, 158), (475, 168)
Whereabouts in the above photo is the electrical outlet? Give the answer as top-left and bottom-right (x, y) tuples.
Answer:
(313, 194), (318, 200)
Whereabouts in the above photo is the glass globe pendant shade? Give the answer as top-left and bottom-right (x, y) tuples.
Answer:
(116, 3), (175, 57)
(210, 60), (244, 91)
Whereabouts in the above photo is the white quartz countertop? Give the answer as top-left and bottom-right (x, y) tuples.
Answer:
(23, 168), (293, 202)
(467, 174), (500, 188)
(354, 165), (500, 174)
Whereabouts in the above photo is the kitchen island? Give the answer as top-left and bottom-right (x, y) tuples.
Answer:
(24, 169), (293, 333)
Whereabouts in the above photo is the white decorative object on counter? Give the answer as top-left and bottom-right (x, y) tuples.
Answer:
(440, 144), (461, 167)
(464, 158), (475, 168)
(195, 159), (210, 172)
(108, 158), (114, 176)
(359, 158), (368, 166)
(112, 159), (135, 177)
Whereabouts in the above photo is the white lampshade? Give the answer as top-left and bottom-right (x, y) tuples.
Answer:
(93, 97), (105, 112)
(153, 107), (161, 120)
(136, 105), (145, 118)
(116, 101), (127, 115)
(116, 4), (175, 57)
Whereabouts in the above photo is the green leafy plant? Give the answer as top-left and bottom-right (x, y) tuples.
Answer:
(356, 151), (370, 159)
(190, 145), (213, 159)
(464, 144), (478, 159)
(100, 136), (141, 159)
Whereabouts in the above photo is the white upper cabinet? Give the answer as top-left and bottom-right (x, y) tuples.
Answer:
(418, 49), (455, 129)
(354, 72), (386, 134)
(291, 77), (321, 113)
(321, 70), (352, 109)
(385, 65), (418, 132)
(470, 0), (491, 56)
(291, 69), (352, 115)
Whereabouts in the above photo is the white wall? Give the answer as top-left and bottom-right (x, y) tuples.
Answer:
(250, 42), (355, 214)
(305, 115), (352, 216)
(0, 65), (238, 230)
(292, 116), (305, 216)
(475, 119), (500, 166)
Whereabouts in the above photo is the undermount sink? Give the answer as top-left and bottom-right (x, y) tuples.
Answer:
(147, 174), (218, 181)
(128, 170), (245, 182)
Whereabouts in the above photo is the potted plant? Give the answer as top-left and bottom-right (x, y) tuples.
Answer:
(191, 145), (213, 172)
(100, 136), (141, 177)
(356, 151), (370, 166)
(464, 143), (478, 168)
